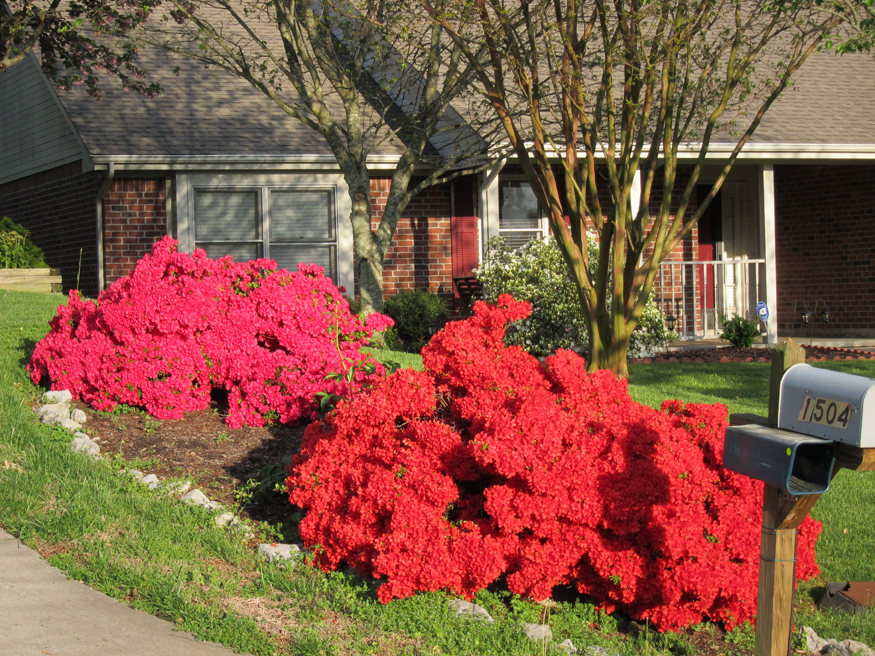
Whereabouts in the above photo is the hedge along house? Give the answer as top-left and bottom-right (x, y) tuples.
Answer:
(1, 31), (875, 343)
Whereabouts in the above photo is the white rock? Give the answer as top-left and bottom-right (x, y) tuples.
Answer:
(844, 640), (875, 656)
(521, 623), (553, 641)
(584, 647), (616, 656)
(37, 403), (70, 425)
(69, 436), (100, 456)
(828, 640), (875, 656)
(127, 469), (144, 480)
(138, 474), (160, 489)
(228, 519), (254, 537)
(447, 599), (494, 623)
(203, 500), (223, 511)
(163, 481), (191, 496)
(258, 543), (302, 564)
(215, 512), (235, 527)
(70, 409), (87, 424)
(41, 390), (72, 404)
(180, 489), (210, 506)
(57, 418), (82, 432)
(806, 627), (830, 653)
(558, 638), (578, 655)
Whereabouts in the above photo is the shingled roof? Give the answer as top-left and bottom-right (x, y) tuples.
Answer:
(35, 26), (875, 159)
(55, 44), (409, 159)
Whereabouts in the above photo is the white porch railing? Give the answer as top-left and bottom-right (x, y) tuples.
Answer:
(656, 259), (767, 339)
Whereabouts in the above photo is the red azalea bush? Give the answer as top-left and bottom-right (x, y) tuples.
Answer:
(287, 294), (821, 631)
(29, 237), (391, 428)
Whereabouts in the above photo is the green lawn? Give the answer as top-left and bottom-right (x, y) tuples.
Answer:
(2, 289), (874, 653)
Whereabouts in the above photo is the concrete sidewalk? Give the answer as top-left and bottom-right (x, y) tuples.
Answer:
(0, 528), (250, 656)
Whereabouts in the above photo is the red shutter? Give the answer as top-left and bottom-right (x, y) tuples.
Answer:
(451, 176), (479, 278)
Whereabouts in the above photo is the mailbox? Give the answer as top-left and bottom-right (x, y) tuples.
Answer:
(778, 364), (875, 447)
(724, 424), (837, 495)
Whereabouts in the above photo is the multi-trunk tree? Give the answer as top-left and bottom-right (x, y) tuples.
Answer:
(144, 0), (497, 313)
(1, 0), (160, 97)
(422, 0), (850, 376)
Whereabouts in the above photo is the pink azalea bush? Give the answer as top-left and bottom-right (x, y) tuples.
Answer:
(287, 294), (821, 631)
(29, 237), (392, 427)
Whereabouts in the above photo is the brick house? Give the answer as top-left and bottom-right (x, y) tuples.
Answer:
(1, 41), (874, 342)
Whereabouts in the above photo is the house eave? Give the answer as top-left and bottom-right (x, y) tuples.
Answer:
(91, 153), (405, 172)
(688, 142), (875, 161)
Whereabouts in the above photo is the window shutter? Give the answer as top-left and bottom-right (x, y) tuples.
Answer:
(452, 177), (479, 279)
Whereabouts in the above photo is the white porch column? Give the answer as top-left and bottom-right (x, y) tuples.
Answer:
(479, 158), (506, 257)
(631, 169), (642, 219)
(759, 164), (778, 345)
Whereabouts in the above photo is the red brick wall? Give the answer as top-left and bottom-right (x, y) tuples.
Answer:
(102, 178), (168, 288)
(0, 162), (104, 297)
(369, 178), (454, 301)
(774, 164), (875, 338)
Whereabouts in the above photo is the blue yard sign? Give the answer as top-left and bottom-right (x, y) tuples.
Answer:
(757, 301), (769, 322)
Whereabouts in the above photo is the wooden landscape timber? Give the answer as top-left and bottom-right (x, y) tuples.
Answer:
(0, 268), (62, 293)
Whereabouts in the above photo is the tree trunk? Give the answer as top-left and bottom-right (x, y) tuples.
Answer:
(587, 320), (633, 379)
(346, 175), (385, 315)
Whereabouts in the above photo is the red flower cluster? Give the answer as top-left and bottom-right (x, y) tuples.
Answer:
(287, 294), (821, 631)
(29, 237), (391, 428)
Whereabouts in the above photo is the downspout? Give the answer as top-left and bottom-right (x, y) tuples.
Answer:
(96, 163), (115, 294)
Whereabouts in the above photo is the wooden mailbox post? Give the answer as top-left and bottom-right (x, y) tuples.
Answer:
(729, 339), (875, 656)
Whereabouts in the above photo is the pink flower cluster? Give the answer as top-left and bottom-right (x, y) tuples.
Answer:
(287, 294), (820, 631)
(29, 237), (391, 428)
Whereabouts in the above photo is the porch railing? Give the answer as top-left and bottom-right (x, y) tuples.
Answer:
(656, 259), (767, 339)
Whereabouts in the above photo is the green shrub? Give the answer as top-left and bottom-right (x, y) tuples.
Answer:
(474, 235), (676, 358)
(383, 289), (450, 353)
(0, 217), (47, 268)
(718, 313), (762, 348)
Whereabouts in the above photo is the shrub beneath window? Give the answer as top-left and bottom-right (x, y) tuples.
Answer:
(474, 236), (675, 357)
(287, 295), (821, 631)
(29, 237), (392, 427)
(383, 288), (450, 353)
(719, 313), (762, 348)
(0, 216), (47, 269)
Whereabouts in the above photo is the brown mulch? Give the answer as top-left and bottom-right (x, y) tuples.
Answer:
(71, 394), (306, 528)
(638, 344), (875, 364)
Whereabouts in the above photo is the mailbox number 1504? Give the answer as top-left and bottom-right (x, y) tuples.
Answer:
(798, 395), (852, 429)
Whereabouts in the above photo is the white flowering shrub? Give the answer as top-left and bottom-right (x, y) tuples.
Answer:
(474, 236), (676, 358)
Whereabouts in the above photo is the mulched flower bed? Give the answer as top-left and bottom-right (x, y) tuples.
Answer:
(635, 345), (875, 364)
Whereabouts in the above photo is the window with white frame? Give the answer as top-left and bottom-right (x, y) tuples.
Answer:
(499, 180), (547, 249)
(187, 183), (339, 282)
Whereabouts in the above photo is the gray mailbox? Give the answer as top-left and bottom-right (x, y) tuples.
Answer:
(724, 424), (837, 495)
(722, 364), (875, 495)
(778, 364), (875, 447)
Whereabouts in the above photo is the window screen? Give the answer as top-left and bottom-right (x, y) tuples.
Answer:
(194, 190), (260, 242)
(271, 244), (336, 280)
(499, 180), (544, 248)
(270, 190), (334, 241)
(191, 185), (338, 279)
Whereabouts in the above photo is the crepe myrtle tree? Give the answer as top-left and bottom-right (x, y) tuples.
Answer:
(421, 0), (850, 377)
(1, 0), (161, 98)
(144, 0), (498, 314)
